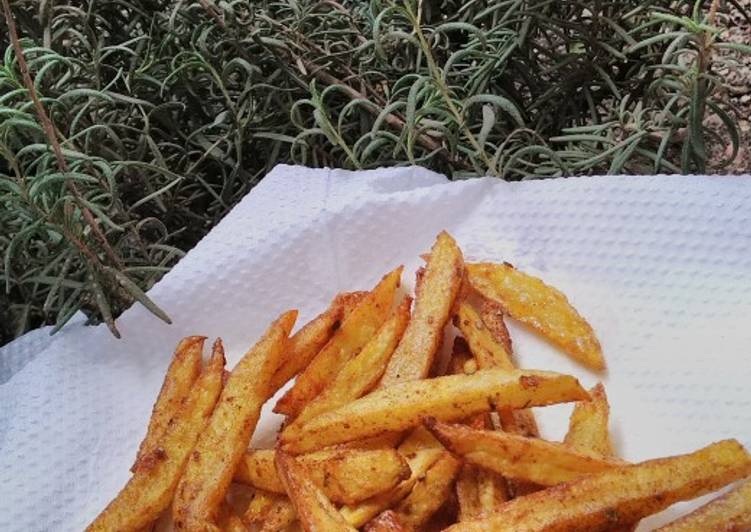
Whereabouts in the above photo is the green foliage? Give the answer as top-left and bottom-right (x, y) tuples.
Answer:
(1, 0), (748, 344)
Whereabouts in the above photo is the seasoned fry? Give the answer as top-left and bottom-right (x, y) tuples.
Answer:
(280, 369), (588, 453)
(656, 477), (751, 531)
(444, 439), (751, 532)
(467, 262), (604, 370)
(132, 336), (205, 471)
(455, 301), (514, 371)
(291, 297), (411, 425)
(340, 448), (443, 527)
(173, 311), (297, 530)
(275, 269), (402, 417)
(270, 292), (366, 394)
(244, 490), (288, 523)
(454, 301), (539, 439)
(234, 448), (410, 504)
(455, 415), (509, 521)
(564, 383), (614, 457)
(427, 419), (619, 486)
(275, 452), (357, 532)
(87, 342), (225, 532)
(364, 510), (409, 532)
(393, 451), (461, 528)
(479, 298), (513, 356)
(380, 232), (463, 386)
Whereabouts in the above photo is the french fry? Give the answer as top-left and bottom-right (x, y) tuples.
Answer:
(427, 419), (619, 486)
(243, 490), (287, 523)
(444, 439), (751, 532)
(364, 510), (409, 532)
(392, 451), (461, 528)
(656, 477), (751, 531)
(339, 448), (443, 527)
(380, 232), (464, 386)
(454, 301), (539, 439)
(280, 369), (588, 453)
(244, 490), (298, 532)
(234, 448), (410, 505)
(275, 452), (357, 532)
(291, 297), (411, 426)
(173, 310), (297, 531)
(479, 298), (513, 356)
(564, 383), (614, 457)
(269, 292), (366, 394)
(467, 262), (605, 371)
(87, 341), (225, 532)
(455, 302), (514, 371)
(132, 336), (205, 471)
(455, 415), (509, 522)
(275, 269), (402, 417)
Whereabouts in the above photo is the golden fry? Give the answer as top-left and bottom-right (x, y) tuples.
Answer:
(340, 448), (443, 527)
(275, 269), (402, 417)
(564, 383), (614, 457)
(281, 369), (588, 453)
(393, 451), (461, 528)
(364, 510), (409, 532)
(275, 452), (357, 532)
(270, 292), (365, 394)
(292, 297), (411, 425)
(133, 336), (204, 471)
(455, 301), (539, 438)
(444, 439), (751, 532)
(87, 342), (225, 532)
(234, 448), (410, 505)
(380, 232), (463, 386)
(467, 262), (604, 370)
(244, 490), (288, 523)
(173, 311), (297, 530)
(427, 419), (618, 486)
(656, 477), (751, 531)
(479, 298), (513, 356)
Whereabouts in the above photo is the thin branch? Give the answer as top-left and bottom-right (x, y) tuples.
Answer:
(1, 0), (123, 270)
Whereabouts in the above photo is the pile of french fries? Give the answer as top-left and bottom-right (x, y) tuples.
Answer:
(89, 232), (751, 532)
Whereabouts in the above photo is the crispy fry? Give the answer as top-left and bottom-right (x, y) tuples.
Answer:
(467, 262), (604, 370)
(275, 269), (402, 417)
(269, 292), (365, 394)
(364, 510), (409, 532)
(656, 477), (751, 531)
(380, 232), (463, 386)
(132, 336), (205, 471)
(444, 439), (751, 532)
(243, 490), (287, 523)
(479, 298), (513, 356)
(393, 451), (461, 528)
(564, 383), (614, 457)
(340, 449), (443, 527)
(292, 297), (411, 425)
(173, 311), (297, 530)
(455, 301), (514, 371)
(281, 369), (588, 453)
(454, 301), (539, 439)
(275, 452), (357, 532)
(87, 342), (225, 532)
(454, 415), (510, 521)
(234, 448), (410, 505)
(244, 491), (298, 532)
(427, 419), (619, 486)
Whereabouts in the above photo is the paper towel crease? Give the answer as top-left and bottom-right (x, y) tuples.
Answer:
(1, 165), (750, 531)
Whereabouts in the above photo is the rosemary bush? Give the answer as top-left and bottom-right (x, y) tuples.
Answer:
(1, 0), (749, 344)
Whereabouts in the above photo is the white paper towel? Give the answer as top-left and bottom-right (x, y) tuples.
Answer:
(1, 165), (750, 531)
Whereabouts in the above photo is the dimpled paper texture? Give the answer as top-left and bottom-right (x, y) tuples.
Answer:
(1, 165), (750, 531)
